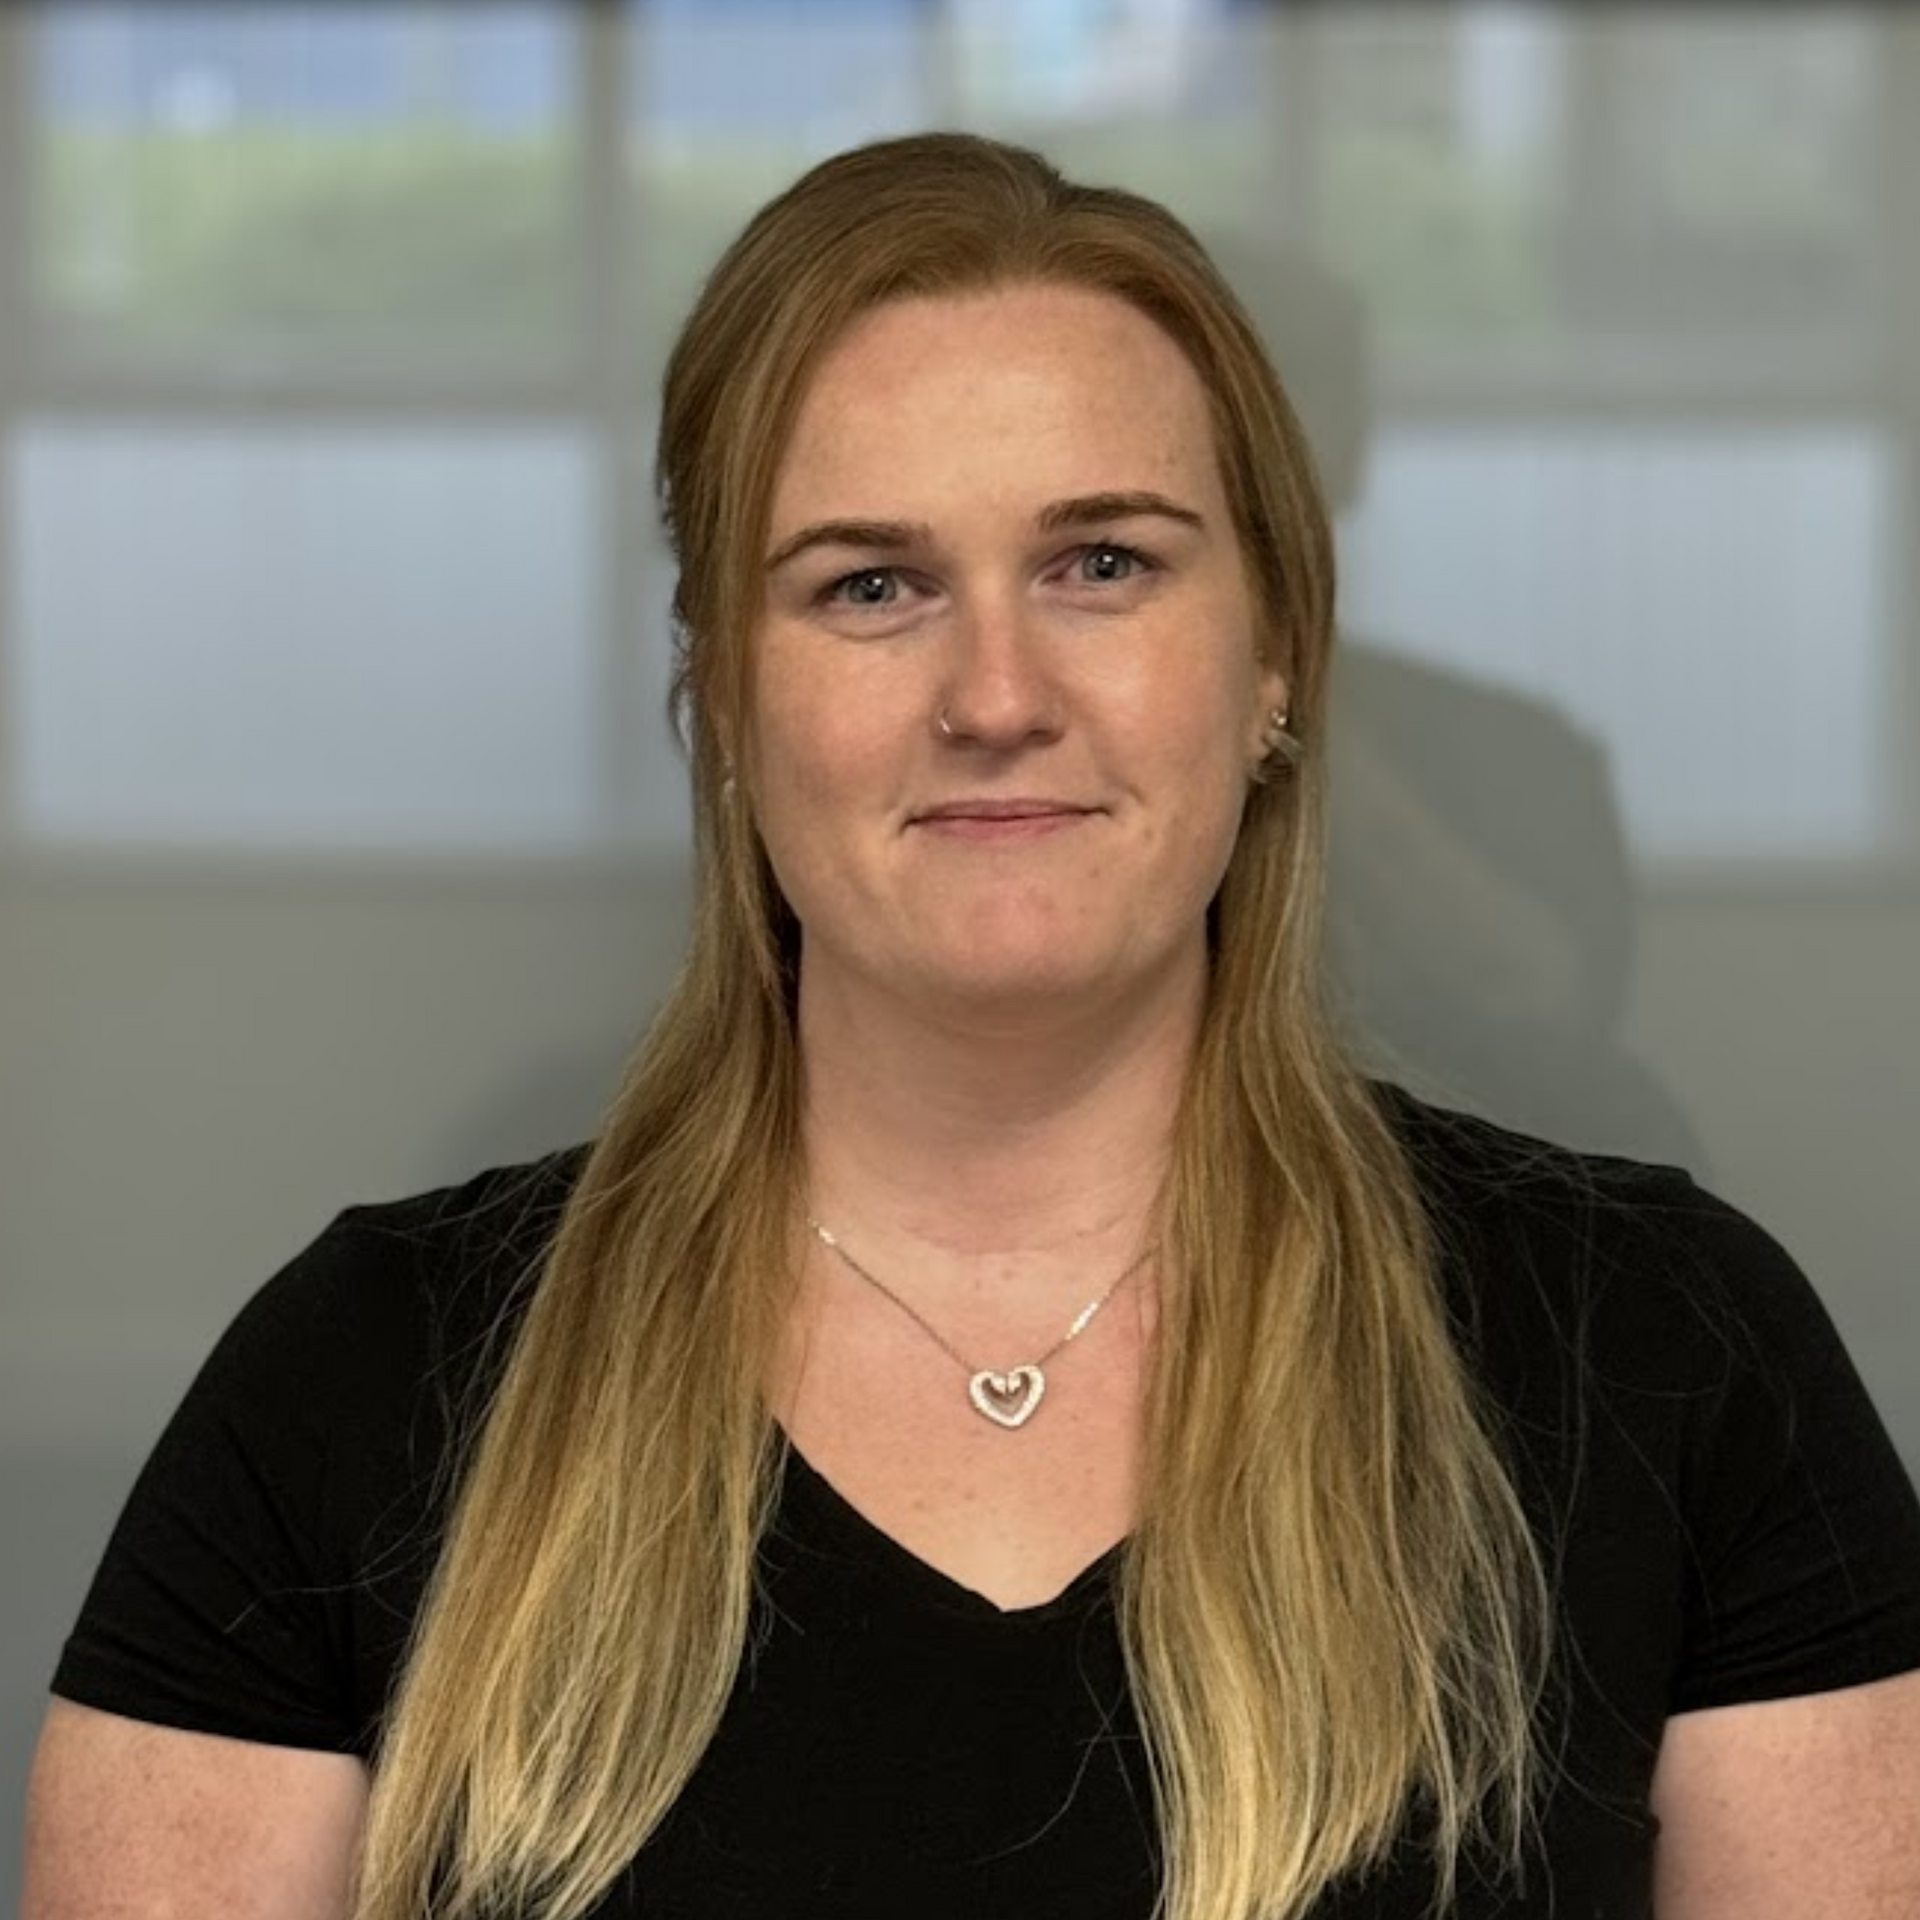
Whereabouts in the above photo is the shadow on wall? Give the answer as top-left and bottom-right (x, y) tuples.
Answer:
(1207, 233), (1702, 1172)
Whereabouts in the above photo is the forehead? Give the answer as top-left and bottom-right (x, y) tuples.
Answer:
(769, 284), (1225, 526)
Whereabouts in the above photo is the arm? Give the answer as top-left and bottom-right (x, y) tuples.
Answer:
(22, 1698), (368, 1920)
(1650, 1669), (1920, 1918)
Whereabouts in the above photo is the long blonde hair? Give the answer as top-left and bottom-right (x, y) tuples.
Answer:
(355, 133), (1547, 1920)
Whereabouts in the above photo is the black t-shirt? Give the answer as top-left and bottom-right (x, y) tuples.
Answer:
(52, 1099), (1920, 1917)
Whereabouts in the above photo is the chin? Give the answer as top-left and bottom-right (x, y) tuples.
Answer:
(898, 941), (1082, 1001)
(913, 942), (1169, 1018)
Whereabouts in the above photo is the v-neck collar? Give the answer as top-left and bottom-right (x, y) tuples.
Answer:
(774, 1437), (1125, 1626)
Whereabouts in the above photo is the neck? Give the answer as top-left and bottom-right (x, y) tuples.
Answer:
(798, 954), (1203, 1270)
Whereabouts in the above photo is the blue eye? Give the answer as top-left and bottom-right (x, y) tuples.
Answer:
(830, 569), (898, 606)
(1078, 544), (1146, 583)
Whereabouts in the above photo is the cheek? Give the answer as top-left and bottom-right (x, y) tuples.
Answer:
(1132, 716), (1247, 870)
(756, 707), (873, 810)
(748, 650), (826, 802)
(1161, 660), (1262, 780)
(747, 660), (890, 866)
(1163, 682), (1260, 865)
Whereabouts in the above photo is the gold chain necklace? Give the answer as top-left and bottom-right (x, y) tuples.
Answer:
(805, 1218), (1152, 1429)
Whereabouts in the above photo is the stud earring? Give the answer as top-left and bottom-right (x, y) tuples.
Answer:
(1252, 708), (1302, 783)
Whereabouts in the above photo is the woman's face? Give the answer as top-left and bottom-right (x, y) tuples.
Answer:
(749, 281), (1285, 1024)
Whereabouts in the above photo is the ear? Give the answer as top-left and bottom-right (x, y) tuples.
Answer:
(1248, 657), (1290, 756)
(1258, 658), (1289, 724)
(1244, 654), (1304, 786)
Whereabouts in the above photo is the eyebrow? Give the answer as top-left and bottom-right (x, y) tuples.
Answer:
(1036, 490), (1206, 536)
(763, 490), (1207, 573)
(764, 518), (929, 573)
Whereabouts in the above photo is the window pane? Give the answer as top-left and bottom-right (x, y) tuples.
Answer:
(1311, 8), (1565, 356)
(632, 0), (931, 144)
(949, 0), (1274, 209)
(1573, 11), (1875, 338)
(623, 0), (941, 391)
(30, 4), (580, 374)
(947, 0), (1230, 122)
(6, 424), (628, 853)
(1308, 6), (1879, 374)
(1337, 425), (1898, 864)
(620, 0), (1281, 377)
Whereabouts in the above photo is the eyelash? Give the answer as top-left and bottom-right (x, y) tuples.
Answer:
(822, 567), (904, 609)
(818, 543), (1156, 609)
(1069, 542), (1153, 585)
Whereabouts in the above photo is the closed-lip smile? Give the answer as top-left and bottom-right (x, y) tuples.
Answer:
(909, 798), (1100, 835)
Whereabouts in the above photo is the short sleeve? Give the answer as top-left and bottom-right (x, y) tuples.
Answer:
(50, 1218), (416, 1754)
(51, 1153), (578, 1753)
(44, 1144), (579, 1757)
(1398, 1092), (1920, 1747)
(1661, 1190), (1920, 1712)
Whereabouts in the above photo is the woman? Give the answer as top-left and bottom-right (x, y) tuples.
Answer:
(25, 132), (1920, 1920)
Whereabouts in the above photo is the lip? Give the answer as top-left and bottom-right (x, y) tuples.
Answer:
(908, 798), (1100, 838)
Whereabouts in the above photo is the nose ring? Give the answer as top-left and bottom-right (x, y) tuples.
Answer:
(937, 709), (956, 740)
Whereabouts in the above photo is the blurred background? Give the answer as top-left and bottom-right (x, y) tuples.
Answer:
(3, 0), (1917, 1889)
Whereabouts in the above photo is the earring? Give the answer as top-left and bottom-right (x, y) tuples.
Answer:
(1252, 708), (1302, 783)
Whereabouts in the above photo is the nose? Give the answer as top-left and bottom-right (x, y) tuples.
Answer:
(936, 591), (1063, 750)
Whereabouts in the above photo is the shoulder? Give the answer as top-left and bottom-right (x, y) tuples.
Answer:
(271, 1141), (588, 1311)
(1383, 1078), (1707, 1224)
(1378, 1086), (1920, 1712)
(205, 1143), (590, 1425)
(1372, 1081), (1891, 1548)
(116, 1136), (593, 1622)
(1376, 1084), (1808, 1375)
(50, 1145), (592, 1754)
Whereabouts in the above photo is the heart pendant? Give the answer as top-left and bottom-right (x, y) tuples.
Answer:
(968, 1365), (1045, 1429)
